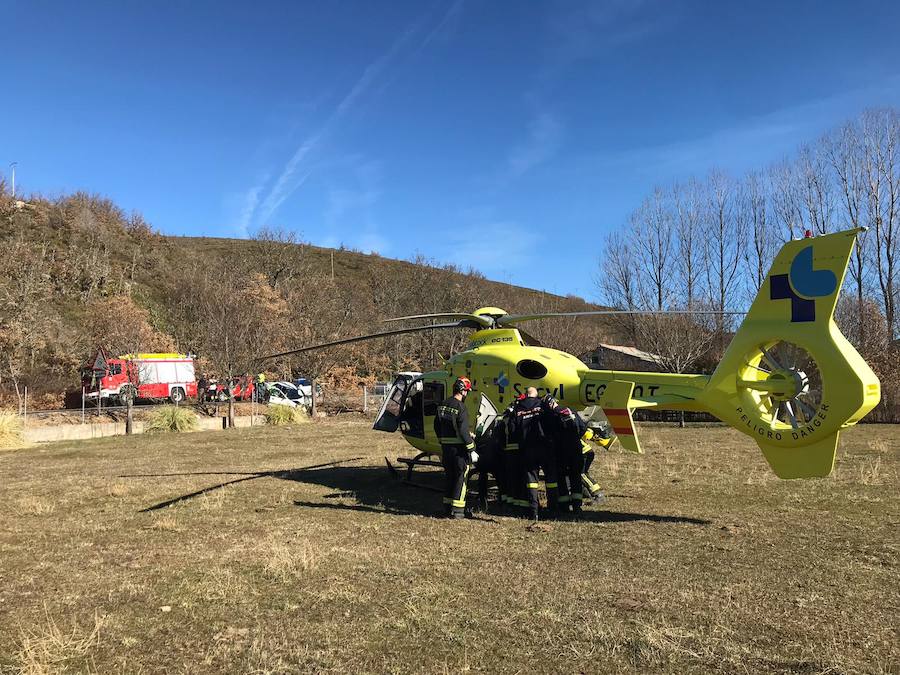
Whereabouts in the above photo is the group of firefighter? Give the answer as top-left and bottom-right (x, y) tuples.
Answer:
(435, 376), (606, 520)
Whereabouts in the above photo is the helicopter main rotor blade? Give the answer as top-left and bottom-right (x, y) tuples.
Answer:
(382, 312), (493, 328)
(497, 309), (746, 325)
(260, 322), (466, 361)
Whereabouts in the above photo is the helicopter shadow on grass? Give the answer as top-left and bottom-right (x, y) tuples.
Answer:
(133, 461), (711, 526)
(284, 464), (450, 518)
(132, 459), (445, 518)
(285, 467), (712, 527)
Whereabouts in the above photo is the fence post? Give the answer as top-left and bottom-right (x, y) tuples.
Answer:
(23, 386), (27, 428)
(363, 386), (367, 413)
(82, 387), (86, 424)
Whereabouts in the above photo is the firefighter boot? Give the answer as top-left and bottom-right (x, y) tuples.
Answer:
(570, 499), (583, 520)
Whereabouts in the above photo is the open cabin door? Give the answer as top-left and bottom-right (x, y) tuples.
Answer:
(474, 393), (499, 440)
(373, 374), (419, 432)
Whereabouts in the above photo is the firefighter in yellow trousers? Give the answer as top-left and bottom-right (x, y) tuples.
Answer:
(581, 428), (607, 503)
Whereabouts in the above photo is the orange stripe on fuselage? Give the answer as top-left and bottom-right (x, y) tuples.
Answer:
(604, 408), (629, 416)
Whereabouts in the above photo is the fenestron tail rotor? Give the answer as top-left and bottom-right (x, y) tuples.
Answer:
(737, 340), (823, 431)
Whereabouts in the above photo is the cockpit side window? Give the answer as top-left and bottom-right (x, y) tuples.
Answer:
(384, 383), (406, 417)
(423, 382), (445, 417)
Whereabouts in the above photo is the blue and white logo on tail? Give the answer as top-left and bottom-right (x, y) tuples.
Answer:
(770, 245), (838, 322)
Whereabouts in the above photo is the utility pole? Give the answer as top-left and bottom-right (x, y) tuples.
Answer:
(9, 162), (16, 198)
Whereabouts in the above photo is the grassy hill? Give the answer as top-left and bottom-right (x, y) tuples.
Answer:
(0, 190), (622, 407)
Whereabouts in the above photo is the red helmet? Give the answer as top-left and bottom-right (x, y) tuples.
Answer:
(453, 377), (472, 394)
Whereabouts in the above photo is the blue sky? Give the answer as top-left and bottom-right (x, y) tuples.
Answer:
(3, 0), (900, 299)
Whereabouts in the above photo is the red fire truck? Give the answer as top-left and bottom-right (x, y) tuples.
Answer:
(82, 349), (198, 404)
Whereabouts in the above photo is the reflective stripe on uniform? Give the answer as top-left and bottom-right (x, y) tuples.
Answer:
(452, 464), (470, 508)
(545, 482), (558, 489)
(526, 482), (539, 489)
(582, 474), (602, 493)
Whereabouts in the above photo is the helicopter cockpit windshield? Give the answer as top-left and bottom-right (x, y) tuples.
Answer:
(373, 373), (424, 434)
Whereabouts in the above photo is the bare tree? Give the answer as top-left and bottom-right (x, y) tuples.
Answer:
(861, 108), (900, 338)
(283, 278), (358, 416)
(632, 188), (674, 311)
(633, 312), (717, 426)
(597, 230), (639, 340)
(0, 236), (51, 409)
(248, 225), (308, 290)
(634, 313), (716, 374)
(673, 178), (704, 308)
(82, 295), (176, 433)
(826, 120), (872, 343)
(769, 159), (805, 240)
(170, 270), (289, 427)
(702, 170), (744, 339)
(797, 142), (835, 234)
(741, 170), (776, 297)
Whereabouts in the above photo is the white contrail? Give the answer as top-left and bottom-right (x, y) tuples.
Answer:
(253, 4), (459, 226)
(236, 173), (270, 235)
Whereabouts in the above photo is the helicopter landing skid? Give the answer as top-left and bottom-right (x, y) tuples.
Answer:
(384, 453), (444, 492)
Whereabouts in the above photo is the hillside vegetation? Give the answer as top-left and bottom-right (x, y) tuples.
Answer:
(0, 188), (619, 408)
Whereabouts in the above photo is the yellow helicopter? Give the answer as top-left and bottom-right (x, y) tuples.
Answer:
(268, 228), (879, 480)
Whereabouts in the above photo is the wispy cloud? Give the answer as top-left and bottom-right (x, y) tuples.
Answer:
(420, 0), (464, 49)
(506, 111), (564, 179)
(540, 0), (669, 82)
(598, 72), (900, 179)
(497, 1), (664, 185)
(234, 173), (270, 236)
(247, 2), (462, 228)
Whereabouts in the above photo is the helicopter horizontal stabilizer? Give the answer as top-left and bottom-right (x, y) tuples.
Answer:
(756, 432), (840, 479)
(597, 379), (652, 454)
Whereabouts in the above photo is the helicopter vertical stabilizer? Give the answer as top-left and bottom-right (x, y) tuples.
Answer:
(699, 228), (880, 478)
(595, 380), (656, 454)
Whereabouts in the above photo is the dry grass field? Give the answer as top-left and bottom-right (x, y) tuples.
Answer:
(0, 419), (897, 674)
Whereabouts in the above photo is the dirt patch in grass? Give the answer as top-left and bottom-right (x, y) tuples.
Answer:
(0, 420), (897, 673)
